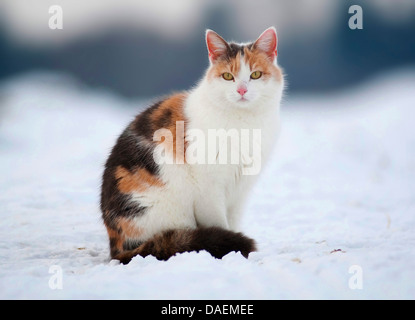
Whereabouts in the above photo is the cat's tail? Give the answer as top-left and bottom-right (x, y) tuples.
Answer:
(114, 227), (256, 264)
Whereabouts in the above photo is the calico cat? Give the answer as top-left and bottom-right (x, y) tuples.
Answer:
(100, 27), (284, 264)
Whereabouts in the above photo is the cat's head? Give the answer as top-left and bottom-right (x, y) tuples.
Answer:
(204, 27), (284, 109)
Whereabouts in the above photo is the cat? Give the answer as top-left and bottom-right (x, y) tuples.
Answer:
(100, 27), (284, 264)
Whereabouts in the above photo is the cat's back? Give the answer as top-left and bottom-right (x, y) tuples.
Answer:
(100, 92), (190, 225)
(130, 92), (188, 142)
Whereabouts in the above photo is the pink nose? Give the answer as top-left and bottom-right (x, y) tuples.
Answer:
(237, 86), (247, 96)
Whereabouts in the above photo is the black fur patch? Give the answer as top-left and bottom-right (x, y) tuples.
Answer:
(131, 99), (164, 141)
(108, 128), (159, 175)
(191, 227), (257, 259)
(224, 42), (254, 61)
(109, 237), (120, 257)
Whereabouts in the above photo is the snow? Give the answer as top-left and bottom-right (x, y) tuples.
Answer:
(0, 68), (414, 299)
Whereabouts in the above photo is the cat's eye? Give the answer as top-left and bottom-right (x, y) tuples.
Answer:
(250, 71), (262, 80)
(222, 72), (234, 81)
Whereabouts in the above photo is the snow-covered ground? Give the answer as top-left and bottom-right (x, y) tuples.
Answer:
(0, 68), (414, 299)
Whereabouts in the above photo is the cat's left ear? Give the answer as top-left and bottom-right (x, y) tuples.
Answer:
(253, 27), (278, 61)
(206, 29), (230, 63)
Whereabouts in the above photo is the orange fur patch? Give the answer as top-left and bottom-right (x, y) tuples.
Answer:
(151, 92), (188, 163)
(244, 47), (282, 82)
(115, 165), (164, 194)
(118, 217), (143, 239)
(106, 226), (123, 255)
(106, 218), (143, 257)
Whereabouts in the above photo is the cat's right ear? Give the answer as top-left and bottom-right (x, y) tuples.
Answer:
(206, 29), (229, 63)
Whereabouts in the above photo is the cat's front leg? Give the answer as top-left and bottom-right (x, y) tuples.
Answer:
(227, 201), (245, 231)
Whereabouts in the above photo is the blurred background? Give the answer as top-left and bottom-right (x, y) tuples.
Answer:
(0, 0), (414, 98)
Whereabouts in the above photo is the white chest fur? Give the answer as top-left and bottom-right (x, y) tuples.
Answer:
(182, 84), (281, 229)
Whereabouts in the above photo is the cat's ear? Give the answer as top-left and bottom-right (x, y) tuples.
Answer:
(206, 29), (229, 63)
(253, 27), (278, 61)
